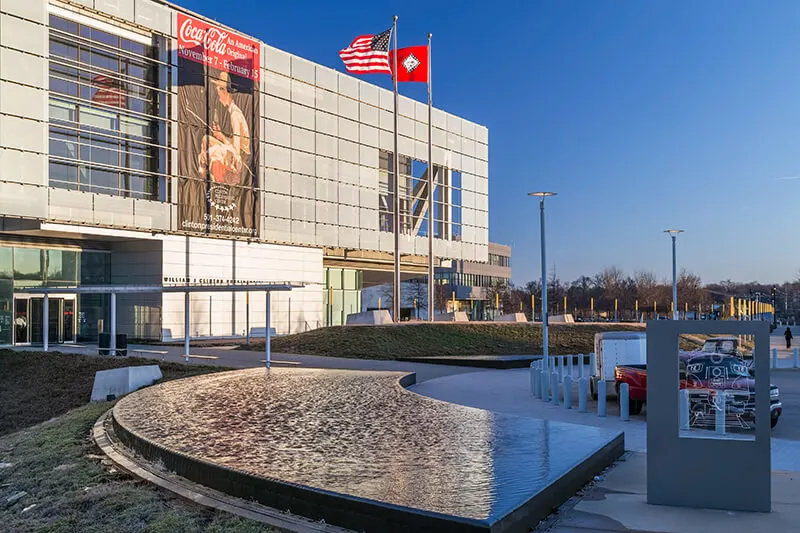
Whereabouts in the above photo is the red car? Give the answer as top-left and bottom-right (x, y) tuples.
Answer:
(615, 353), (782, 428)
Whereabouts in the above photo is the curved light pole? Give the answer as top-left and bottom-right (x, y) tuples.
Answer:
(530, 192), (557, 373)
(664, 229), (684, 320)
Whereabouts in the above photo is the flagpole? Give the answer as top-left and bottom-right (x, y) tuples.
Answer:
(392, 15), (401, 323)
(427, 33), (434, 322)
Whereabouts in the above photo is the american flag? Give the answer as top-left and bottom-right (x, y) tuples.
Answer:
(92, 75), (127, 108)
(339, 29), (392, 75)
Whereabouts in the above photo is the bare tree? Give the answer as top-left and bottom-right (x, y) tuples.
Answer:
(633, 270), (660, 307)
(406, 281), (428, 319)
(594, 266), (626, 310)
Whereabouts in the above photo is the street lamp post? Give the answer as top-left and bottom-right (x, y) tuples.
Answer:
(530, 192), (557, 375)
(664, 229), (683, 320)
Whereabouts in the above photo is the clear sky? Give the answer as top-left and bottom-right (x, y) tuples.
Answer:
(181, 0), (800, 286)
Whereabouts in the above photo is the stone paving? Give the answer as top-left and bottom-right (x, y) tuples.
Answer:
(545, 452), (800, 533)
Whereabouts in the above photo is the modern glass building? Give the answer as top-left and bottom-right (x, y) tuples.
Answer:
(0, 0), (490, 344)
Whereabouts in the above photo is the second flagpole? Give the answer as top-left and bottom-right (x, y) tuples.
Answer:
(427, 33), (434, 321)
(392, 15), (401, 323)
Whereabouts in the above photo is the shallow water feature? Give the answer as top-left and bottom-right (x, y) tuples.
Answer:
(114, 368), (621, 528)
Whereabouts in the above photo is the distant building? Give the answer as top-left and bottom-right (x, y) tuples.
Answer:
(361, 242), (511, 321)
(436, 242), (511, 320)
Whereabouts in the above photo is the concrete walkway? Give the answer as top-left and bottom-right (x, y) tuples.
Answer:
(547, 452), (800, 533)
(409, 363), (800, 532)
(16, 342), (481, 383)
(409, 368), (800, 471)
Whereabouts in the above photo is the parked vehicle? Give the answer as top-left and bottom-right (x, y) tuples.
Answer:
(615, 346), (782, 428)
(590, 331), (646, 400)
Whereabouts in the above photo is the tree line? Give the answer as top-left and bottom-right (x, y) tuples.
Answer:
(488, 267), (797, 321)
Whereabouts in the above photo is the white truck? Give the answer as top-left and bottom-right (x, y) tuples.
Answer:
(590, 331), (647, 399)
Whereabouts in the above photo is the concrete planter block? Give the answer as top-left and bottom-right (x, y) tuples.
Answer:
(91, 365), (162, 402)
(500, 313), (528, 322)
(550, 314), (575, 323)
(435, 312), (470, 322)
(346, 310), (393, 325)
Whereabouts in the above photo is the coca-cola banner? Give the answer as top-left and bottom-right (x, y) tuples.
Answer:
(177, 12), (260, 237)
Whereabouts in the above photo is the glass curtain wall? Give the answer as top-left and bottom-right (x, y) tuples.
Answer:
(323, 268), (363, 326)
(0, 245), (110, 345)
(378, 150), (462, 241)
(47, 14), (168, 200)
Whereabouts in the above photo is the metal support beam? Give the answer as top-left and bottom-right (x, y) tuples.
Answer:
(43, 294), (49, 352)
(110, 292), (116, 356)
(184, 292), (190, 362)
(265, 291), (272, 368)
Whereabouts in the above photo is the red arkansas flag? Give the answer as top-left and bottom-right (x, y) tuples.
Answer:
(389, 46), (429, 83)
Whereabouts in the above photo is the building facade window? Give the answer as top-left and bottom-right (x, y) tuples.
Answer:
(488, 253), (510, 267)
(47, 14), (168, 200)
(0, 245), (111, 345)
(378, 150), (462, 241)
(323, 268), (363, 327)
(434, 271), (509, 288)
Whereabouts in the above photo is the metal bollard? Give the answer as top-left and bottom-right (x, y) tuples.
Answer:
(568, 355), (574, 379)
(619, 383), (630, 421)
(530, 363), (537, 396)
(578, 377), (588, 412)
(564, 375), (573, 409)
(795, 348), (799, 369)
(597, 380), (607, 417)
(542, 370), (550, 402)
(578, 354), (585, 379)
(551, 372), (560, 406)
(558, 356), (564, 382)
(679, 389), (690, 430)
(536, 368), (543, 398)
(715, 393), (726, 434)
(772, 348), (778, 369)
(589, 353), (596, 377)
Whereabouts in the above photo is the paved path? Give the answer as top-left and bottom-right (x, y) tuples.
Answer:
(20, 343), (481, 383)
(409, 368), (800, 471)
(546, 452), (800, 533)
(409, 364), (800, 532)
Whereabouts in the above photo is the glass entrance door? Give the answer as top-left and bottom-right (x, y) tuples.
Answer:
(14, 298), (28, 344)
(63, 300), (74, 342)
(14, 296), (76, 345)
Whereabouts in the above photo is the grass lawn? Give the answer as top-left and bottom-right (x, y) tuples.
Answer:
(0, 349), (229, 437)
(250, 322), (648, 359)
(0, 350), (278, 532)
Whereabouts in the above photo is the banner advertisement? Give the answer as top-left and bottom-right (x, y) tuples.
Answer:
(177, 13), (261, 237)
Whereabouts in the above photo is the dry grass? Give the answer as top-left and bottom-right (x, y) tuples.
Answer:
(0, 350), (277, 532)
(0, 349), (229, 437)
(247, 322), (648, 359)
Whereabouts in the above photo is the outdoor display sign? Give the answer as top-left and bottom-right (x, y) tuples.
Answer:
(177, 13), (260, 237)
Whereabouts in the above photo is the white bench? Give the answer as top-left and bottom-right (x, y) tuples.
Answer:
(129, 348), (169, 357)
(249, 327), (277, 337)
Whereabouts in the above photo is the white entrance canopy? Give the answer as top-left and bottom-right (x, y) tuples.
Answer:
(16, 283), (301, 367)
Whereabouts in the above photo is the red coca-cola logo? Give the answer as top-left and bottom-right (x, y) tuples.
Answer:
(179, 17), (229, 55)
(177, 13), (260, 81)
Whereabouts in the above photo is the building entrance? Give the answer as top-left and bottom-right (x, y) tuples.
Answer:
(13, 295), (76, 345)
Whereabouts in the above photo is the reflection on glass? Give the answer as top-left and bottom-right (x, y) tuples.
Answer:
(0, 247), (11, 279)
(0, 280), (11, 345)
(14, 298), (28, 344)
(80, 251), (110, 285)
(63, 299), (75, 342)
(13, 248), (43, 281)
(411, 159), (427, 179)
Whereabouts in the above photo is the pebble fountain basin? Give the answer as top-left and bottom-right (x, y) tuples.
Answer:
(112, 368), (623, 532)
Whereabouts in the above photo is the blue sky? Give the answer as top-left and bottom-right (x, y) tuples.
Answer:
(181, 0), (800, 286)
